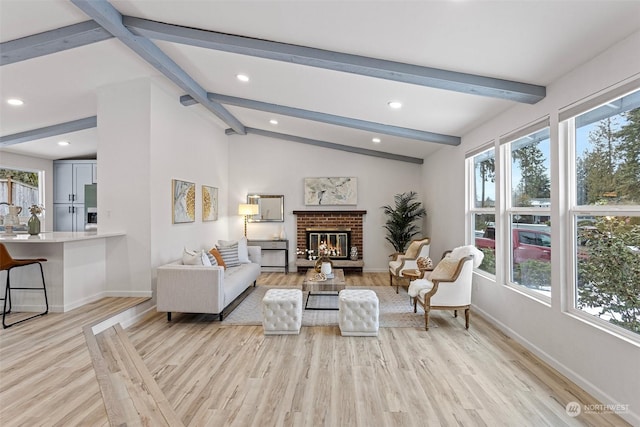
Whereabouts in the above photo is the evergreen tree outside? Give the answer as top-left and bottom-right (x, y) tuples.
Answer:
(512, 138), (551, 208)
(574, 91), (640, 336)
(581, 118), (620, 204)
(614, 108), (640, 204)
(476, 157), (495, 208)
(578, 216), (640, 334)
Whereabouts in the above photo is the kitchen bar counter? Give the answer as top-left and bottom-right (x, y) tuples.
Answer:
(0, 231), (125, 242)
(2, 232), (126, 313)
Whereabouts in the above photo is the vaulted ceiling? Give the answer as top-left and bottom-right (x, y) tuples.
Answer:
(1, 1), (640, 162)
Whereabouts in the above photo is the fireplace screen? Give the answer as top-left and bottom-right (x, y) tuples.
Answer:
(306, 229), (350, 259)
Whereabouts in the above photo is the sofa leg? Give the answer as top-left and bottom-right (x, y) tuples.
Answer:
(254, 280), (257, 287)
(219, 312), (224, 321)
(167, 312), (171, 321)
(454, 309), (458, 318)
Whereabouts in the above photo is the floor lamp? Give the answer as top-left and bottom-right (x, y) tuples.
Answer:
(238, 203), (259, 237)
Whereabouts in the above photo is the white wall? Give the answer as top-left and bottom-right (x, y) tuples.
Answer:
(424, 31), (640, 424)
(148, 81), (230, 265)
(228, 134), (424, 271)
(97, 79), (153, 298)
(0, 152), (54, 231)
(97, 78), (229, 299)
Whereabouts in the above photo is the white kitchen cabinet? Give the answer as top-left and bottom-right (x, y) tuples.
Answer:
(54, 161), (94, 204)
(53, 160), (95, 231)
(53, 204), (85, 232)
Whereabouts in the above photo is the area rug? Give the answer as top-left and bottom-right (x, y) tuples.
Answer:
(222, 286), (425, 328)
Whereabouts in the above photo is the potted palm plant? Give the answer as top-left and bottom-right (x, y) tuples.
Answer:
(382, 191), (427, 253)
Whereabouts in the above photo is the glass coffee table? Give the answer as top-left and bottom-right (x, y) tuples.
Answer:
(302, 268), (346, 310)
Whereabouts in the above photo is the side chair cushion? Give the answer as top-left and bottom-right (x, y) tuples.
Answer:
(388, 258), (404, 275)
(407, 256), (460, 298)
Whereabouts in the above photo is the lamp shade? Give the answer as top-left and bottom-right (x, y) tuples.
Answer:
(238, 203), (259, 216)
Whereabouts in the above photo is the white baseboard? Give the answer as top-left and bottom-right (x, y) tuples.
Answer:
(472, 305), (639, 426)
(91, 299), (156, 335)
(9, 292), (106, 313)
(104, 290), (153, 298)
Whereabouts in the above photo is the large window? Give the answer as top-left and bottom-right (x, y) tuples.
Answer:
(0, 168), (41, 222)
(466, 84), (640, 339)
(469, 147), (496, 274)
(569, 89), (640, 336)
(506, 127), (552, 296)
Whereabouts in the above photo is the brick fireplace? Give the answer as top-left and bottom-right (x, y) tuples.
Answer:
(293, 210), (366, 271)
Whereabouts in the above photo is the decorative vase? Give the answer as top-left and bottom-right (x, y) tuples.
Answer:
(320, 261), (332, 276)
(28, 214), (41, 235)
(350, 246), (358, 260)
(315, 256), (333, 272)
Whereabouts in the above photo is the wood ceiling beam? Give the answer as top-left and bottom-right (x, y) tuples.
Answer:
(181, 93), (460, 146)
(0, 21), (113, 66)
(71, 0), (246, 134)
(226, 127), (424, 164)
(0, 117), (97, 147)
(125, 16), (545, 104)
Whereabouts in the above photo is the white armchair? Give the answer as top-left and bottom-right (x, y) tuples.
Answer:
(388, 237), (430, 293)
(407, 245), (484, 330)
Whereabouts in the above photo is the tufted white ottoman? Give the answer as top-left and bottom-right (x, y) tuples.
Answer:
(262, 289), (303, 335)
(338, 289), (379, 337)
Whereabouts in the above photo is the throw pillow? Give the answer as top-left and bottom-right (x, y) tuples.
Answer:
(201, 250), (212, 266)
(216, 242), (241, 267)
(206, 251), (218, 266)
(183, 248), (203, 265)
(209, 248), (226, 268)
(218, 237), (250, 263)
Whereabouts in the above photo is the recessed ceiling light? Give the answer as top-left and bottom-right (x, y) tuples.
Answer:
(7, 98), (24, 106)
(236, 74), (250, 82)
(57, 141), (70, 146)
(269, 119), (278, 125)
(387, 101), (402, 109)
(372, 137), (381, 143)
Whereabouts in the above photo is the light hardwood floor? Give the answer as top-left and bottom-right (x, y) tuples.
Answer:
(0, 272), (631, 426)
(0, 297), (147, 426)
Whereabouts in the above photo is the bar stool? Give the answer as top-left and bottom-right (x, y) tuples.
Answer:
(0, 243), (49, 328)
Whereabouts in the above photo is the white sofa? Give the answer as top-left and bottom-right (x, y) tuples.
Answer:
(157, 246), (261, 321)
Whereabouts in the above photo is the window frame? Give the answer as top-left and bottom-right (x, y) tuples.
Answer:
(466, 144), (497, 278)
(500, 121), (552, 302)
(562, 87), (640, 342)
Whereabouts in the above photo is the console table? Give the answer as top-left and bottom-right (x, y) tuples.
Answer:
(247, 239), (289, 273)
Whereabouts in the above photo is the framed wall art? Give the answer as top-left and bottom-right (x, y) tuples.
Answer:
(304, 177), (357, 205)
(172, 179), (196, 223)
(202, 185), (219, 221)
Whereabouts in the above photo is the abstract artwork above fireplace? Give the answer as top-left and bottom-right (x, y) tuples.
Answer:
(304, 177), (357, 205)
